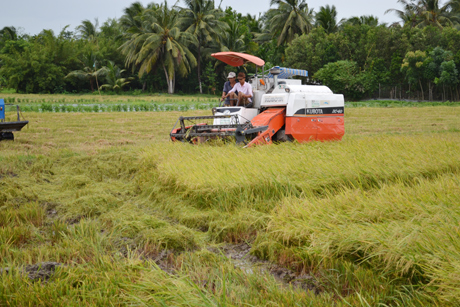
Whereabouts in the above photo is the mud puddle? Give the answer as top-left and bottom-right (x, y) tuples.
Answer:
(211, 243), (320, 293)
(0, 262), (62, 282)
(114, 237), (177, 274)
(0, 171), (18, 180)
(141, 248), (176, 274)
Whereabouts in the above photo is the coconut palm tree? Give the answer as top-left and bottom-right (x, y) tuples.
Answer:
(315, 5), (342, 34)
(120, 2), (152, 34)
(417, 0), (454, 28)
(219, 20), (246, 52)
(120, 2), (197, 94)
(119, 2), (160, 93)
(386, 0), (455, 28)
(445, 0), (460, 25)
(345, 15), (380, 27)
(385, 0), (421, 28)
(100, 61), (133, 93)
(76, 19), (100, 43)
(177, 0), (227, 94)
(245, 14), (264, 34)
(267, 0), (314, 46)
(446, 0), (460, 13)
(65, 51), (105, 92)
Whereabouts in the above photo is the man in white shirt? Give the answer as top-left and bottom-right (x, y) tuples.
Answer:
(222, 72), (253, 106)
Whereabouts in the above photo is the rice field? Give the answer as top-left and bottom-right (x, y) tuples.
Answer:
(1, 102), (460, 306)
(1, 93), (220, 113)
(2, 92), (460, 114)
(0, 93), (217, 105)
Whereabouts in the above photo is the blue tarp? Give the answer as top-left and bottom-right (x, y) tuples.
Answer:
(0, 99), (4, 120)
(267, 66), (308, 79)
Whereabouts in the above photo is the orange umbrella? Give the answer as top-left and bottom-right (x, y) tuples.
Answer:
(211, 52), (265, 67)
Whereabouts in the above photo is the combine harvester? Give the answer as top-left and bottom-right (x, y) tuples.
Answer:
(170, 52), (344, 147)
(0, 98), (28, 141)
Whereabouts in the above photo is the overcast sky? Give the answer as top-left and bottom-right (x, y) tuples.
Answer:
(1, 0), (403, 36)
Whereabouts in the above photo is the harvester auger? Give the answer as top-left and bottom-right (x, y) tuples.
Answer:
(170, 114), (269, 145)
(0, 99), (28, 141)
(170, 52), (345, 147)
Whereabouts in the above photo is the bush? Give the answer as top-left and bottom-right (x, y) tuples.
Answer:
(314, 60), (377, 100)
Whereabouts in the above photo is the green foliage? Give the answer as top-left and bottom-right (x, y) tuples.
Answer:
(0, 39), (29, 55)
(0, 30), (79, 93)
(284, 22), (460, 101)
(315, 5), (341, 34)
(286, 25), (407, 85)
(0, 75), (6, 89)
(76, 19), (99, 41)
(313, 60), (376, 100)
(385, 0), (458, 28)
(401, 50), (427, 86)
(1, 1), (460, 98)
(202, 61), (218, 94)
(400, 46), (459, 100)
(179, 0), (228, 94)
(344, 15), (380, 27)
(284, 27), (330, 74)
(218, 20), (246, 53)
(100, 60), (133, 93)
(64, 51), (106, 92)
(0, 26), (18, 42)
(436, 60), (459, 87)
(255, 38), (285, 68)
(266, 0), (314, 46)
(224, 12), (262, 54)
(120, 2), (197, 94)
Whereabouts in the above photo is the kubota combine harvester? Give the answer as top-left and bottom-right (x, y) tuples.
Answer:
(170, 52), (344, 147)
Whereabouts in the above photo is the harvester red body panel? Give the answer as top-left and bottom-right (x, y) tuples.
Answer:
(286, 115), (344, 142)
(246, 108), (285, 147)
(285, 117), (317, 142)
(170, 52), (344, 146)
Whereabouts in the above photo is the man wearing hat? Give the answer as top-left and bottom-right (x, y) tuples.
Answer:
(221, 72), (237, 106)
(223, 72), (252, 107)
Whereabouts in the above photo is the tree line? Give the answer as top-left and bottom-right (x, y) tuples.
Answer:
(1, 0), (460, 101)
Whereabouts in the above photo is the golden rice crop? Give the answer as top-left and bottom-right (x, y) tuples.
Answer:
(253, 173), (460, 301)
(1, 105), (460, 306)
(141, 133), (460, 211)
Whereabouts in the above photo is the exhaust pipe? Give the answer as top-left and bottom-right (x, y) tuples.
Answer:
(269, 66), (281, 88)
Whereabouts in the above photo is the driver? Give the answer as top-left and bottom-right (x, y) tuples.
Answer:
(222, 72), (253, 107)
(221, 72), (237, 106)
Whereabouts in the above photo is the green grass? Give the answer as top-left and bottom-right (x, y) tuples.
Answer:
(346, 99), (460, 107)
(1, 104), (460, 306)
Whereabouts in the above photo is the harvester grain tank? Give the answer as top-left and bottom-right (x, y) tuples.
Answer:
(170, 52), (344, 146)
(0, 99), (28, 141)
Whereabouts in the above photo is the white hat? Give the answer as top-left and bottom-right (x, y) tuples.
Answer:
(227, 72), (236, 79)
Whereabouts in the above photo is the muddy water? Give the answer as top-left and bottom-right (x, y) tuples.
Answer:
(0, 262), (62, 282)
(212, 243), (320, 293)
